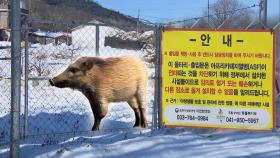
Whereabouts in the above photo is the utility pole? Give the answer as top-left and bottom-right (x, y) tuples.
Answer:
(259, 0), (267, 27)
(137, 9), (140, 33)
(208, 0), (210, 27)
(10, 0), (21, 157)
(223, 0), (227, 21)
(27, 0), (31, 16)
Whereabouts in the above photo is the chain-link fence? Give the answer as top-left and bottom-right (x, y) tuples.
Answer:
(0, 37), (15, 158)
(0, 52), (11, 146)
(1, 16), (280, 157)
(20, 18), (280, 141)
(23, 20), (157, 139)
(0, 19), (159, 157)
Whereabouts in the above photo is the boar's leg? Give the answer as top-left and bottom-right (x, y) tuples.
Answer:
(140, 108), (147, 128)
(92, 115), (101, 131)
(134, 109), (141, 127)
(91, 104), (101, 131)
(136, 88), (147, 128)
(91, 100), (109, 131)
(128, 97), (141, 127)
(81, 88), (108, 131)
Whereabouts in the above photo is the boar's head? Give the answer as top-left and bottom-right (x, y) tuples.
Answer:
(49, 57), (103, 89)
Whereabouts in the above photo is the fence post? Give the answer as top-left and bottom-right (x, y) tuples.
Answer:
(10, 0), (21, 157)
(275, 23), (280, 96)
(96, 25), (100, 56)
(273, 23), (280, 129)
(276, 79), (279, 95)
(23, 19), (29, 138)
(153, 25), (161, 129)
(276, 23), (280, 129)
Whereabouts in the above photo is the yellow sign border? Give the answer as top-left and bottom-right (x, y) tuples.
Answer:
(160, 28), (276, 130)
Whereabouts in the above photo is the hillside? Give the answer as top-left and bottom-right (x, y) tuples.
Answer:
(29, 0), (148, 31)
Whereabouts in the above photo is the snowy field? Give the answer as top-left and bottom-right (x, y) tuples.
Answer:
(0, 128), (279, 158)
(20, 129), (280, 158)
(0, 26), (280, 157)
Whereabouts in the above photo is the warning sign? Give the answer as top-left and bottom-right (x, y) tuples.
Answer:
(161, 29), (275, 130)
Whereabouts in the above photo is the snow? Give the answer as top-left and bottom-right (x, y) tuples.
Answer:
(11, 129), (280, 158)
(0, 42), (11, 47)
(32, 30), (71, 38)
(0, 26), (279, 158)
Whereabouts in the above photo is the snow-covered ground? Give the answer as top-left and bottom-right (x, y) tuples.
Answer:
(1, 129), (279, 158)
(0, 26), (279, 158)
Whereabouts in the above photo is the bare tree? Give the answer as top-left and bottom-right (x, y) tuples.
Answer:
(29, 50), (49, 76)
(203, 0), (255, 28)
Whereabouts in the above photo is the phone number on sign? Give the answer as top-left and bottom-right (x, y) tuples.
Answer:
(226, 117), (259, 124)
(177, 115), (209, 121)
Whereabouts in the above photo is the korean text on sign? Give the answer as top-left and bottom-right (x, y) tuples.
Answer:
(161, 29), (275, 130)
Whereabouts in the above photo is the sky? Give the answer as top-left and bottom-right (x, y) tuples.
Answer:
(96, 0), (280, 23)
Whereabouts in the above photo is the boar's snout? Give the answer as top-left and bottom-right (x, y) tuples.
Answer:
(49, 74), (75, 88)
(49, 78), (55, 86)
(49, 76), (66, 88)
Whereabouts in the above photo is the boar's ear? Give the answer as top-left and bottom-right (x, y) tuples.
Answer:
(81, 58), (104, 71)
(81, 59), (94, 71)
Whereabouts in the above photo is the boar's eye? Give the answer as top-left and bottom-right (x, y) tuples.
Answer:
(69, 67), (79, 73)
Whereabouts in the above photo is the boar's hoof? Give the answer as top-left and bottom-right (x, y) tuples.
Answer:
(92, 126), (99, 131)
(141, 122), (147, 128)
(133, 124), (141, 128)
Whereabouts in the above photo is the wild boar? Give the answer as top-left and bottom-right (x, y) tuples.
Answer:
(49, 55), (148, 131)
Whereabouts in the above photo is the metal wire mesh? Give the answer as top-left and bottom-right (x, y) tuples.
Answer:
(98, 25), (156, 128)
(0, 47), (11, 146)
(24, 21), (156, 138)
(1, 18), (278, 153)
(24, 25), (89, 136)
